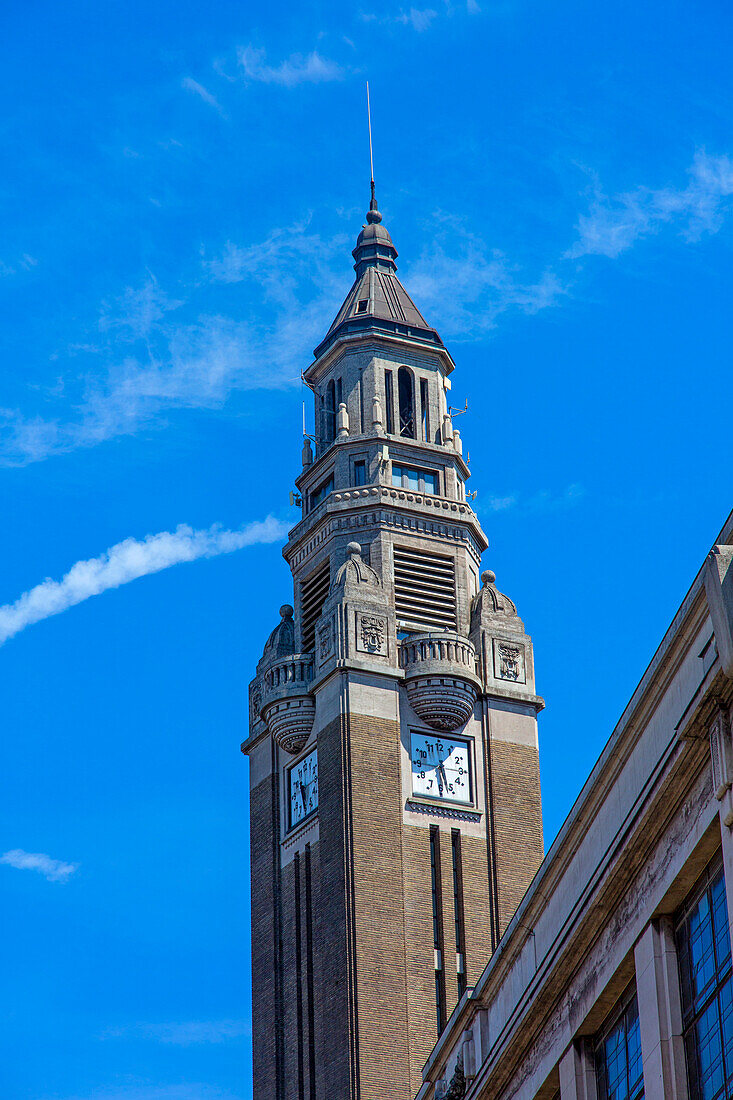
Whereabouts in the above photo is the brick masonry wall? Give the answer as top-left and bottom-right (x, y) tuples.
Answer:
(250, 753), (282, 1100)
(489, 738), (544, 935)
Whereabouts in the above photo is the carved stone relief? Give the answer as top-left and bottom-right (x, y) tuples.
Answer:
(493, 639), (526, 684)
(317, 620), (334, 665)
(356, 612), (388, 656)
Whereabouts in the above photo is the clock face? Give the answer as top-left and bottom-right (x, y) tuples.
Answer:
(411, 733), (472, 804)
(289, 748), (318, 829)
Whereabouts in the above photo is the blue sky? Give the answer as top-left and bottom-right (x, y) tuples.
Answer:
(2, 0), (732, 1096)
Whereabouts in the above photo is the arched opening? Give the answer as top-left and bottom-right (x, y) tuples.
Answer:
(324, 380), (336, 443)
(398, 367), (415, 438)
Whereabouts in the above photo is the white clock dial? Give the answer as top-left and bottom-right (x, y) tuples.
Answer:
(411, 733), (471, 804)
(289, 748), (318, 829)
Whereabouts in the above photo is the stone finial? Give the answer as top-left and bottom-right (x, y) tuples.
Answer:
(442, 413), (454, 446)
(472, 570), (521, 622)
(372, 396), (384, 435)
(337, 402), (349, 439)
(280, 604), (294, 620)
(302, 436), (313, 468)
(332, 541), (381, 590)
(453, 428), (463, 456)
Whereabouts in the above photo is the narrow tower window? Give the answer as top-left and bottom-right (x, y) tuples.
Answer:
(430, 825), (447, 1034)
(398, 366), (415, 438)
(325, 380), (336, 443)
(420, 378), (429, 442)
(301, 561), (331, 652)
(451, 830), (467, 999)
(385, 370), (395, 434)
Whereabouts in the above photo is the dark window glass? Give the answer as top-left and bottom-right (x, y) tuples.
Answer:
(451, 830), (466, 999)
(356, 299), (368, 313)
(391, 463), (439, 496)
(677, 860), (733, 1100)
(398, 366), (415, 438)
(353, 460), (366, 486)
(385, 370), (394, 434)
(420, 378), (430, 442)
(430, 825), (446, 1033)
(324, 381), (336, 443)
(596, 990), (644, 1100)
(308, 476), (333, 513)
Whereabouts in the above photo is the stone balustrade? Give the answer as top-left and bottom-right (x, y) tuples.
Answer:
(400, 631), (480, 732)
(259, 653), (316, 755)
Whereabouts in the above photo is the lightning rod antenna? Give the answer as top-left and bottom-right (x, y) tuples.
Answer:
(366, 81), (375, 202)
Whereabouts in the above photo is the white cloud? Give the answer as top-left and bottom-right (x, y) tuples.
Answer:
(406, 217), (566, 337)
(103, 1019), (250, 1045)
(0, 517), (288, 646)
(1, 849), (79, 883)
(181, 77), (225, 116)
(568, 151), (733, 259)
(237, 46), (344, 86)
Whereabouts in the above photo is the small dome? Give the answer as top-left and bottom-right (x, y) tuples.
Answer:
(262, 604), (295, 660)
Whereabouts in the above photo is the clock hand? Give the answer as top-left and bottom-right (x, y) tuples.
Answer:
(438, 762), (447, 791)
(300, 782), (308, 810)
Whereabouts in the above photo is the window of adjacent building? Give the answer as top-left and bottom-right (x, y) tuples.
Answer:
(595, 987), (644, 1100)
(398, 366), (416, 438)
(420, 377), (430, 442)
(391, 463), (439, 496)
(385, 370), (395, 434)
(676, 857), (733, 1100)
(352, 460), (367, 486)
(308, 475), (333, 513)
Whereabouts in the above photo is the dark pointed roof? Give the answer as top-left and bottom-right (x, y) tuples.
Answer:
(313, 185), (445, 361)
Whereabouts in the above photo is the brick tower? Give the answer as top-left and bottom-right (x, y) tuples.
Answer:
(242, 185), (545, 1100)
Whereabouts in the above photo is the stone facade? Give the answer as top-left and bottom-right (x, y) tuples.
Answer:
(418, 512), (733, 1100)
(241, 190), (545, 1099)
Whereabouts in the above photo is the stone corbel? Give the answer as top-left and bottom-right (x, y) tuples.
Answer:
(710, 704), (733, 827)
(705, 545), (733, 679)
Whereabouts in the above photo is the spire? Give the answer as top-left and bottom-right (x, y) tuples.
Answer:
(351, 186), (398, 278)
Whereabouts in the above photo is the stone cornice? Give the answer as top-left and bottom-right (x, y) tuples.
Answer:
(284, 487), (487, 569)
(305, 328), (456, 382)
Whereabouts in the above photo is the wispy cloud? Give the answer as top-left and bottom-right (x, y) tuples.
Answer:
(181, 77), (226, 116)
(480, 483), (585, 515)
(568, 151), (733, 259)
(237, 46), (345, 86)
(0, 220), (348, 465)
(1, 849), (79, 882)
(103, 1019), (250, 1045)
(0, 517), (288, 646)
(406, 215), (566, 337)
(362, 7), (438, 31)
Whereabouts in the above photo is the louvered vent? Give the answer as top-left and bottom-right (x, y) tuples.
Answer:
(300, 561), (331, 652)
(393, 547), (456, 630)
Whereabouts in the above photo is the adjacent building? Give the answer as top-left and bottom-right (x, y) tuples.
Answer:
(418, 516), (733, 1100)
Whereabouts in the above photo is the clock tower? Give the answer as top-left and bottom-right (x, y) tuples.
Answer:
(242, 187), (545, 1100)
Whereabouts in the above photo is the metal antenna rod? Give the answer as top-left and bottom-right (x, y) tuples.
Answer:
(366, 81), (375, 196)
